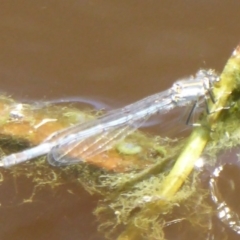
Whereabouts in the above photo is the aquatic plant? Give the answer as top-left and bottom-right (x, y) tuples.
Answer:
(1, 44), (240, 239)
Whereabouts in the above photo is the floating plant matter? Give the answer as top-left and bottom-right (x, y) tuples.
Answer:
(1, 44), (240, 239)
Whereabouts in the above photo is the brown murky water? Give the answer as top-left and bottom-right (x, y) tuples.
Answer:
(1, 1), (240, 240)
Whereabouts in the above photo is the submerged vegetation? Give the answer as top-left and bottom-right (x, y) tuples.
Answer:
(1, 44), (240, 239)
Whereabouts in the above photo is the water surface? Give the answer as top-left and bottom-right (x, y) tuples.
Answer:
(1, 1), (240, 239)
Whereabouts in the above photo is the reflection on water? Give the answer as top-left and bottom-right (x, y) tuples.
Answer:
(1, 1), (240, 239)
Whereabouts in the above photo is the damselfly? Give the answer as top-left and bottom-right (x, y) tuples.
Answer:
(0, 69), (219, 167)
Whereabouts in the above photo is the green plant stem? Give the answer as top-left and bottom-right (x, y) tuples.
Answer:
(117, 43), (240, 240)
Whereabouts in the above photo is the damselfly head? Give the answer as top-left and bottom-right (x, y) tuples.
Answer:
(196, 69), (220, 84)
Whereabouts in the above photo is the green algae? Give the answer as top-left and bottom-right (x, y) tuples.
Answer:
(1, 45), (240, 240)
